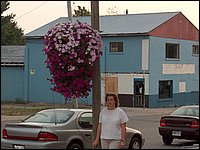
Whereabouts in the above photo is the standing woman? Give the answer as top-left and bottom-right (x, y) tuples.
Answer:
(92, 92), (129, 149)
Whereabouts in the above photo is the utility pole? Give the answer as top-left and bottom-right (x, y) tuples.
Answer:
(67, 1), (72, 21)
(91, 1), (101, 149)
(67, 1), (78, 108)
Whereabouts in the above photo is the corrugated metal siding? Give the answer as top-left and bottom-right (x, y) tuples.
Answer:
(24, 39), (92, 105)
(149, 13), (199, 41)
(24, 39), (59, 103)
(148, 36), (199, 107)
(23, 35), (199, 107)
(24, 35), (199, 107)
(101, 36), (147, 73)
(1, 67), (24, 102)
(148, 92), (199, 108)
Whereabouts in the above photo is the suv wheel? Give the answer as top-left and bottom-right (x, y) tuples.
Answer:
(162, 136), (173, 145)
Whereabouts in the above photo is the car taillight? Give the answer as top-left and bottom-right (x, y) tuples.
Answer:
(191, 120), (199, 129)
(2, 129), (8, 138)
(38, 132), (58, 141)
(160, 118), (166, 126)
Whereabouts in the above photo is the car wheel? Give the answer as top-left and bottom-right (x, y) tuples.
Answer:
(129, 137), (141, 149)
(162, 136), (173, 145)
(67, 143), (82, 149)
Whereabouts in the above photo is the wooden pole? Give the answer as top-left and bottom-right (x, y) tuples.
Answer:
(67, 1), (72, 21)
(91, 1), (101, 149)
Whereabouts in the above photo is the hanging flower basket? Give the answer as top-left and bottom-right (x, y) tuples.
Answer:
(43, 20), (103, 100)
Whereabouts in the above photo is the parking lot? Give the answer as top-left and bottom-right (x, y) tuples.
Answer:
(1, 106), (199, 149)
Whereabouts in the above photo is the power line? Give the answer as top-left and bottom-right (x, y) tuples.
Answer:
(15, 1), (48, 20)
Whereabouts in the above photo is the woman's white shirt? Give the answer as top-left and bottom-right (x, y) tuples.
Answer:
(99, 107), (129, 140)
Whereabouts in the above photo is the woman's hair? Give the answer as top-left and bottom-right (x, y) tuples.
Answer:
(105, 92), (119, 108)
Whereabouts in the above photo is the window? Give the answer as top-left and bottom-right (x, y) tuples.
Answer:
(166, 43), (179, 59)
(192, 45), (199, 56)
(110, 42), (123, 52)
(159, 80), (173, 99)
(78, 112), (93, 129)
(172, 107), (199, 117)
(24, 110), (74, 124)
(179, 81), (186, 93)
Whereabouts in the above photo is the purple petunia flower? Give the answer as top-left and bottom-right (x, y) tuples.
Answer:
(43, 20), (103, 100)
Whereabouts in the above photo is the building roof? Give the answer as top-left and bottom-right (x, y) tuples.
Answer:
(1, 46), (25, 66)
(25, 11), (180, 38)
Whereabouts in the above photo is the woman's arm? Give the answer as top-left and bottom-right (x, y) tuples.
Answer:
(92, 123), (102, 147)
(120, 123), (126, 147)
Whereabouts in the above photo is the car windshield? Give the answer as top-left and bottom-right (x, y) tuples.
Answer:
(24, 109), (75, 123)
(171, 107), (199, 117)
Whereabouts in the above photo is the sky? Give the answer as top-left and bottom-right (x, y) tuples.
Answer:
(3, 1), (199, 34)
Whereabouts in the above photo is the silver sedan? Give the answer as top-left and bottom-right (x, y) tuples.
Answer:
(1, 108), (145, 149)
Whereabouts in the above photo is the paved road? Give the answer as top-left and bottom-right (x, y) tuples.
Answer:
(122, 107), (199, 149)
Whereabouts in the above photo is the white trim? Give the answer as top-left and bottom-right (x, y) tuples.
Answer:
(142, 39), (149, 70)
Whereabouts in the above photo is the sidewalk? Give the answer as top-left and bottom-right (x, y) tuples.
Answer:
(122, 106), (178, 117)
(1, 106), (178, 121)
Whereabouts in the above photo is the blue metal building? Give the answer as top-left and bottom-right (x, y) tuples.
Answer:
(1, 12), (199, 107)
(1, 46), (25, 102)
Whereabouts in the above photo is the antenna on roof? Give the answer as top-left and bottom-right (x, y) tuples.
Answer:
(52, 90), (57, 125)
(48, 78), (57, 125)
(126, 9), (128, 15)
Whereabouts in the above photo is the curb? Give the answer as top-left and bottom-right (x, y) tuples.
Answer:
(1, 116), (28, 121)
(1, 107), (178, 121)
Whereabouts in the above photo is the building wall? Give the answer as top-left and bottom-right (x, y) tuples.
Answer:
(100, 36), (148, 73)
(24, 39), (92, 105)
(24, 36), (148, 105)
(1, 67), (24, 102)
(23, 35), (199, 108)
(148, 36), (199, 107)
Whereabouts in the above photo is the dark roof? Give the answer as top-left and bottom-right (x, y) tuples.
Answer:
(24, 11), (180, 38)
(1, 46), (25, 66)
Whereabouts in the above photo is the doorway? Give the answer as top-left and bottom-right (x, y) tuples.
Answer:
(134, 78), (144, 107)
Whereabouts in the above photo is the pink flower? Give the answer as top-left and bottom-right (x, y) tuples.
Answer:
(43, 20), (102, 100)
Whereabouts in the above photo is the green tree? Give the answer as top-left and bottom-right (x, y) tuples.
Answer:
(107, 6), (121, 15)
(1, 1), (25, 45)
(73, 6), (91, 17)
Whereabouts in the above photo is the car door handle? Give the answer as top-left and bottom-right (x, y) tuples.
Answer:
(85, 134), (91, 137)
